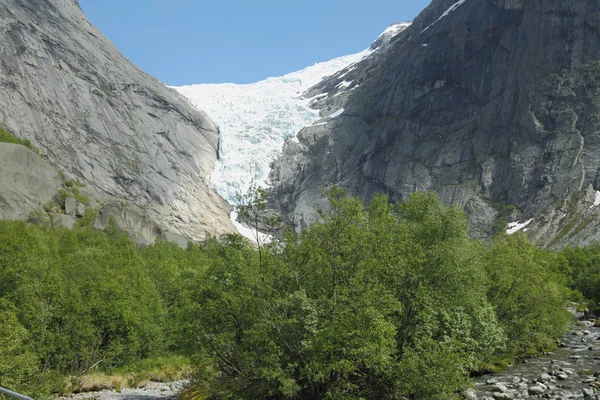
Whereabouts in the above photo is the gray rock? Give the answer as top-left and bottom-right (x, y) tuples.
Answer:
(162, 231), (190, 249)
(492, 383), (508, 393)
(65, 197), (77, 218)
(0, 143), (62, 220)
(76, 203), (87, 218)
(93, 202), (162, 246)
(55, 214), (76, 229)
(465, 388), (478, 400)
(268, 0), (600, 249)
(539, 373), (553, 382)
(528, 385), (545, 395)
(582, 387), (596, 398)
(0, 0), (235, 240)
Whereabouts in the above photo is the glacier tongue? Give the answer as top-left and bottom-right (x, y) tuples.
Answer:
(173, 23), (410, 206)
(173, 50), (368, 205)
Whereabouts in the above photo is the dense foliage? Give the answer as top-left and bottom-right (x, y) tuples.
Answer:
(559, 245), (600, 311)
(0, 190), (578, 399)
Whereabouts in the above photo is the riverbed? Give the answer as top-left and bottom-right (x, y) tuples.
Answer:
(472, 317), (600, 399)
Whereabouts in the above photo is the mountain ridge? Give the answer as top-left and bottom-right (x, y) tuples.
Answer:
(0, 0), (235, 242)
(174, 22), (411, 208)
(269, 0), (600, 249)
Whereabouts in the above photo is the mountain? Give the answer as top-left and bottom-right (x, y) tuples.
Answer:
(173, 23), (411, 206)
(269, 0), (600, 249)
(0, 0), (235, 243)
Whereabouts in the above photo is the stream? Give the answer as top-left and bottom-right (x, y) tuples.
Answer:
(471, 314), (600, 399)
(58, 315), (600, 400)
(59, 381), (187, 400)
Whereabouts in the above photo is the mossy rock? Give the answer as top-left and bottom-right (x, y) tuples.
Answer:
(178, 386), (208, 400)
(579, 370), (595, 376)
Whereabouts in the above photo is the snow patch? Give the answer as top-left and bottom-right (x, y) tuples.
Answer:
(337, 65), (357, 80)
(379, 22), (412, 38)
(329, 108), (345, 118)
(230, 211), (271, 245)
(591, 191), (600, 208)
(336, 80), (353, 89)
(422, 0), (468, 33)
(507, 219), (533, 235)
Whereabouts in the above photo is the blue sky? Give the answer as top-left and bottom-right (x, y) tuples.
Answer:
(79, 0), (431, 86)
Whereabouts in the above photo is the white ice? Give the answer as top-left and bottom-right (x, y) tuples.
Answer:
(421, 0), (468, 33)
(336, 80), (353, 89)
(591, 191), (600, 208)
(329, 108), (345, 118)
(174, 51), (370, 205)
(171, 23), (411, 238)
(381, 22), (412, 37)
(230, 211), (271, 245)
(506, 219), (533, 235)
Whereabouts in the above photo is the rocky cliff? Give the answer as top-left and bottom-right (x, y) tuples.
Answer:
(0, 0), (235, 241)
(269, 0), (600, 249)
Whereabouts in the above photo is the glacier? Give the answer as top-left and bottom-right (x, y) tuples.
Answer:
(174, 23), (410, 207)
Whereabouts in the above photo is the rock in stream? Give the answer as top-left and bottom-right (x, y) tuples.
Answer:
(472, 318), (600, 399)
(59, 381), (187, 400)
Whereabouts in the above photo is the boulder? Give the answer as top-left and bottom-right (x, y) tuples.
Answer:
(0, 143), (62, 220)
(528, 385), (545, 395)
(76, 203), (87, 218)
(65, 197), (77, 218)
(55, 214), (76, 229)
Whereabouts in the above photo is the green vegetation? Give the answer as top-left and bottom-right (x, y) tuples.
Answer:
(0, 125), (37, 152)
(559, 245), (600, 313)
(0, 189), (586, 399)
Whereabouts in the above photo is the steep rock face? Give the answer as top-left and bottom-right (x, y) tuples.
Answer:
(0, 142), (62, 220)
(173, 23), (410, 207)
(0, 0), (234, 240)
(270, 0), (600, 246)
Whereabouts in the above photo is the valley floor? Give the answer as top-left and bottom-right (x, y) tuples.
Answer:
(58, 381), (187, 400)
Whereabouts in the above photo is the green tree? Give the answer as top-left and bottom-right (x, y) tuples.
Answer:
(193, 189), (507, 400)
(0, 306), (37, 396)
(484, 233), (571, 354)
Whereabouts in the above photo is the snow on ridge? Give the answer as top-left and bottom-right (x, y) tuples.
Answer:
(336, 80), (353, 89)
(507, 219), (533, 235)
(230, 211), (271, 244)
(329, 108), (345, 118)
(173, 50), (368, 206)
(421, 0), (468, 33)
(591, 191), (600, 208)
(379, 22), (412, 38)
(172, 21), (411, 240)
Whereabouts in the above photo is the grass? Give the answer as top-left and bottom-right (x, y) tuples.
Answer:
(0, 125), (38, 152)
(475, 357), (510, 375)
(109, 355), (193, 387)
(62, 355), (193, 395)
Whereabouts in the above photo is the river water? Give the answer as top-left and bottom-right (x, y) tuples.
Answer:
(472, 316), (600, 399)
